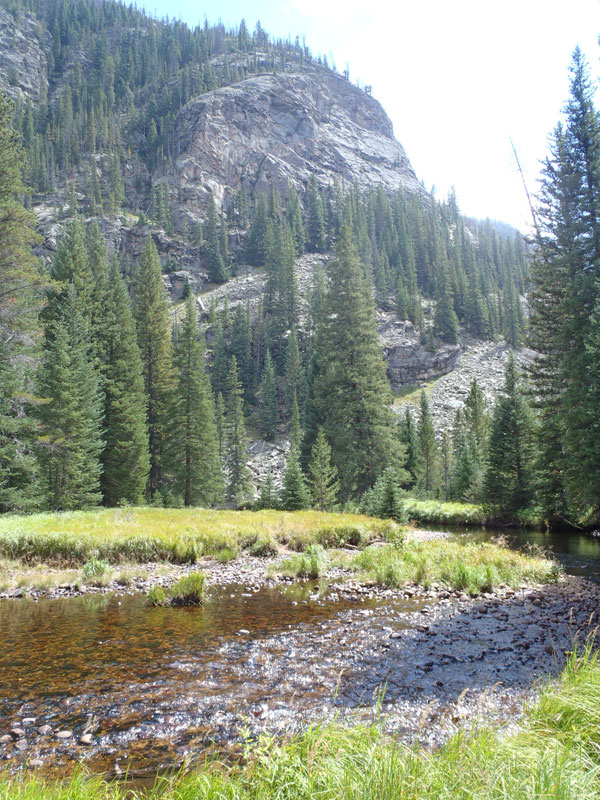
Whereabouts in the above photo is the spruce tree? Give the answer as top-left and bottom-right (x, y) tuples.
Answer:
(257, 349), (279, 440)
(417, 390), (437, 494)
(485, 355), (536, 516)
(225, 356), (252, 507)
(0, 91), (44, 512)
(101, 257), (150, 505)
(37, 286), (104, 510)
(210, 320), (229, 399)
(204, 194), (228, 283)
(284, 328), (303, 416)
(133, 236), (175, 496)
(306, 175), (327, 253)
(171, 294), (223, 507)
(399, 407), (419, 488)
(280, 446), (310, 510)
(289, 390), (302, 450)
(255, 471), (279, 510)
(312, 224), (404, 498)
(308, 427), (339, 511)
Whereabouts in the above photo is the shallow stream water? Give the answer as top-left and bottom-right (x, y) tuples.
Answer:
(1, 527), (600, 779)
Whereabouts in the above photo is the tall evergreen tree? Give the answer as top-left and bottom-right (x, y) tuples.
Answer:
(280, 445), (310, 510)
(485, 355), (536, 516)
(37, 286), (104, 510)
(100, 257), (150, 505)
(225, 356), (252, 507)
(171, 294), (223, 507)
(133, 236), (174, 496)
(204, 194), (228, 283)
(257, 349), (279, 440)
(530, 48), (600, 522)
(308, 427), (339, 511)
(417, 390), (437, 494)
(0, 91), (44, 512)
(312, 225), (403, 497)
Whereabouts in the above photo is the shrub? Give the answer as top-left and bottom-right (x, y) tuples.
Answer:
(148, 572), (206, 607)
(169, 572), (206, 605)
(82, 557), (110, 583)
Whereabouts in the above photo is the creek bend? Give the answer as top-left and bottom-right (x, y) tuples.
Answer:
(1, 531), (600, 780)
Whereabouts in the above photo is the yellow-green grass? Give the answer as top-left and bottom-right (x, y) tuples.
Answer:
(402, 498), (488, 527)
(1, 647), (599, 799)
(352, 539), (561, 594)
(0, 508), (396, 566)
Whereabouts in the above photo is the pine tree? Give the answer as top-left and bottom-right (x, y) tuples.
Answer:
(171, 294), (223, 507)
(529, 48), (600, 522)
(37, 286), (104, 510)
(225, 356), (252, 507)
(0, 90), (44, 512)
(283, 328), (303, 416)
(308, 427), (339, 511)
(280, 446), (310, 510)
(204, 194), (228, 283)
(417, 390), (437, 494)
(399, 408), (419, 488)
(133, 236), (174, 496)
(257, 349), (279, 440)
(210, 320), (229, 399)
(306, 175), (327, 253)
(312, 224), (404, 498)
(433, 268), (459, 344)
(100, 257), (150, 505)
(255, 471), (279, 510)
(289, 390), (302, 450)
(485, 355), (536, 516)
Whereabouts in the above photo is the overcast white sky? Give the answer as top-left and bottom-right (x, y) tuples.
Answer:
(141, 0), (600, 231)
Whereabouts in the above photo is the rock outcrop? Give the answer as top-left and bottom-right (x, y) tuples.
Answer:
(378, 315), (461, 388)
(0, 7), (48, 103)
(169, 65), (424, 222)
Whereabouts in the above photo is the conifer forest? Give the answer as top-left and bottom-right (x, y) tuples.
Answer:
(1, 1), (600, 796)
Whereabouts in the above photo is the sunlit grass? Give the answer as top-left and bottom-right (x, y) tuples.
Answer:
(403, 498), (487, 527)
(351, 539), (560, 593)
(0, 508), (396, 566)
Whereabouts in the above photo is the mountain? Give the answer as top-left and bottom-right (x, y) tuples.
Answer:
(0, 0), (530, 499)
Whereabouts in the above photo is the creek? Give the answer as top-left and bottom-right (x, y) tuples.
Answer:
(1, 527), (599, 779)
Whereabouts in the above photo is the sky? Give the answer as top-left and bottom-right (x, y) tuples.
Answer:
(140, 0), (600, 232)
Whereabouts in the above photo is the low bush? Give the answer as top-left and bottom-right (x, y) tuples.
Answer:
(147, 572), (206, 607)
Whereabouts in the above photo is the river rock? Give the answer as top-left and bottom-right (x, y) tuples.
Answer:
(9, 728), (25, 739)
(79, 733), (94, 745)
(55, 730), (73, 739)
(37, 724), (52, 735)
(0, 735), (12, 744)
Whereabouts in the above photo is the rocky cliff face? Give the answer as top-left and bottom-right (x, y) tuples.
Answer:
(0, 7), (48, 103)
(168, 65), (424, 222)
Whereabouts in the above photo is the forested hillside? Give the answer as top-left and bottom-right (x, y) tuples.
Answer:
(0, 0), (596, 527)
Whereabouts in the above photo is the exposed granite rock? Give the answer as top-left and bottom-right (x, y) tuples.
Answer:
(378, 312), (461, 389)
(0, 7), (48, 103)
(169, 65), (424, 222)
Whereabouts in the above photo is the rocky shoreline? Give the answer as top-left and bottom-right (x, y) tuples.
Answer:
(0, 533), (598, 776)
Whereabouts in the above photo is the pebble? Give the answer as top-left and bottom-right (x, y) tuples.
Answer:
(0, 735), (12, 744)
(55, 730), (73, 739)
(79, 733), (93, 745)
(9, 728), (25, 740)
(37, 724), (52, 735)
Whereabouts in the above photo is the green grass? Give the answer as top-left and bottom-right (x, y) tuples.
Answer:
(148, 572), (206, 606)
(352, 539), (560, 593)
(2, 647), (600, 799)
(0, 508), (395, 567)
(403, 497), (488, 527)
